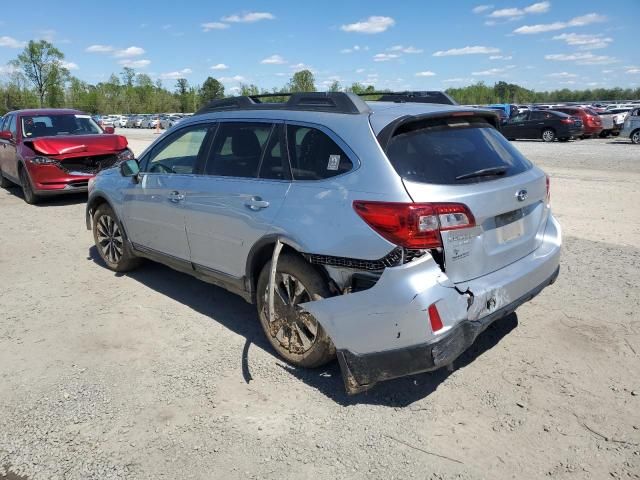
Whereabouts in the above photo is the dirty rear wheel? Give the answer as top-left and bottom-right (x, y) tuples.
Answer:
(257, 253), (335, 368)
(631, 130), (640, 144)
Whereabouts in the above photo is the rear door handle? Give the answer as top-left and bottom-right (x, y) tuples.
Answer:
(168, 191), (185, 203)
(245, 196), (270, 211)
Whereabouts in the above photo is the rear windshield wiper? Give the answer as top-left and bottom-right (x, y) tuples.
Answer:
(455, 166), (508, 181)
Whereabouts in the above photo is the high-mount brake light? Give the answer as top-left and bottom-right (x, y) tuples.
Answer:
(352, 201), (475, 249)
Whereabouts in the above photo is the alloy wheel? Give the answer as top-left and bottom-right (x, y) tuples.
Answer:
(96, 214), (124, 264)
(542, 130), (554, 142)
(263, 273), (319, 355)
(632, 131), (640, 144)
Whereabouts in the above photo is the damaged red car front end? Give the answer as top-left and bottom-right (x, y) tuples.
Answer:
(0, 109), (133, 202)
(23, 134), (131, 193)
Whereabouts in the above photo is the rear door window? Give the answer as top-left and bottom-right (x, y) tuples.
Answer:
(205, 122), (272, 178)
(385, 117), (532, 185)
(286, 124), (353, 180)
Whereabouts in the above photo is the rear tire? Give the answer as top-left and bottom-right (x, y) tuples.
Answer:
(631, 130), (640, 145)
(19, 167), (39, 204)
(256, 253), (335, 368)
(541, 129), (555, 142)
(93, 204), (141, 272)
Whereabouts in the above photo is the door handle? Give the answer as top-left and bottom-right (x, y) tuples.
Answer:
(538, 122), (544, 125)
(168, 191), (185, 203)
(245, 196), (270, 211)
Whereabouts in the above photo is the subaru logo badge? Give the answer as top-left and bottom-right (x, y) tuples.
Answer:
(516, 189), (528, 202)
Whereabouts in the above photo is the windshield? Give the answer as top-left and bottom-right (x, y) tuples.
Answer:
(21, 114), (103, 139)
(385, 117), (532, 185)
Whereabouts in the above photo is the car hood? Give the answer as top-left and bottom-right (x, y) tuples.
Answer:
(24, 134), (128, 157)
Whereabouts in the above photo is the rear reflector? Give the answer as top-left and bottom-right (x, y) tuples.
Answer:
(428, 303), (443, 332)
(353, 201), (475, 249)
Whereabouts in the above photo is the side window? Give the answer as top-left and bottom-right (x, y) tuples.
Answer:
(258, 125), (288, 180)
(144, 125), (210, 174)
(8, 115), (17, 137)
(205, 122), (272, 178)
(530, 111), (545, 121)
(511, 113), (528, 122)
(286, 124), (353, 180)
(0, 116), (6, 131)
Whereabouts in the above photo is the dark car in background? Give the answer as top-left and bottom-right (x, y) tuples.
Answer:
(501, 109), (583, 142)
(0, 108), (133, 204)
(551, 106), (603, 138)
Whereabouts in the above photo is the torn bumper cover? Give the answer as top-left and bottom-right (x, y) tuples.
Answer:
(301, 215), (561, 394)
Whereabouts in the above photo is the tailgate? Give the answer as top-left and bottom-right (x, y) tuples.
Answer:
(403, 169), (549, 283)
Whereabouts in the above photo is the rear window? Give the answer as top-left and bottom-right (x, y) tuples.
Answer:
(385, 117), (532, 185)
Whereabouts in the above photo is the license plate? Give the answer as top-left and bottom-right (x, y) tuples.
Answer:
(496, 209), (524, 243)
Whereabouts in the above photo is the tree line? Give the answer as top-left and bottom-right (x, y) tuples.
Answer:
(1, 40), (639, 115)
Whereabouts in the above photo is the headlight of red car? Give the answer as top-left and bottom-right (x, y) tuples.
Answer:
(29, 156), (58, 165)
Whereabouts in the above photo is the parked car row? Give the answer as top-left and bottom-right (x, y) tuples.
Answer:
(92, 113), (191, 130)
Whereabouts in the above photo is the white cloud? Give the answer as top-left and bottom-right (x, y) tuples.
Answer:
(472, 68), (508, 76)
(514, 12), (606, 34)
(547, 72), (578, 78)
(340, 45), (368, 54)
(356, 68), (366, 73)
(118, 59), (151, 68)
(601, 69), (613, 74)
(472, 5), (494, 14)
(202, 22), (229, 31)
(221, 12), (275, 23)
(627, 68), (640, 74)
(341, 16), (395, 34)
(0, 36), (26, 48)
(433, 45), (500, 56)
(415, 71), (436, 77)
(388, 45), (423, 54)
(544, 52), (616, 64)
(210, 63), (229, 70)
(552, 33), (612, 50)
(373, 53), (399, 62)
(489, 55), (513, 60)
(86, 44), (113, 53)
(114, 46), (145, 58)
(0, 64), (19, 74)
(159, 68), (192, 80)
(489, 1), (550, 18)
(289, 63), (314, 71)
(261, 54), (287, 65)
(219, 75), (246, 82)
(60, 61), (79, 70)
(443, 77), (465, 82)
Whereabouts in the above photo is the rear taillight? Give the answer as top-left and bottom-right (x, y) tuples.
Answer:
(560, 118), (574, 124)
(545, 175), (551, 205)
(352, 201), (475, 249)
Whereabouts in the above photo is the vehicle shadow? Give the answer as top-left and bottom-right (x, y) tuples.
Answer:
(88, 246), (518, 407)
(3, 184), (86, 206)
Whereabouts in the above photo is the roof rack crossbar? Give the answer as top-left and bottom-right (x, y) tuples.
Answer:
(195, 92), (371, 115)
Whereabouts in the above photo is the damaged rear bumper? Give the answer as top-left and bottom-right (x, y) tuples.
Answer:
(302, 214), (562, 394)
(337, 266), (559, 394)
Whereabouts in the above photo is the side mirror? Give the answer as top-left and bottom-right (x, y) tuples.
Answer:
(103, 126), (115, 134)
(0, 130), (13, 140)
(120, 159), (140, 180)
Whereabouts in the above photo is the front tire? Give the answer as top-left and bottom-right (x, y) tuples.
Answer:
(256, 253), (335, 368)
(541, 128), (556, 142)
(19, 167), (39, 204)
(631, 130), (640, 145)
(93, 204), (141, 272)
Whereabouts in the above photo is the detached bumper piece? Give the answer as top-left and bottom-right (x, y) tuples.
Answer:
(337, 266), (559, 394)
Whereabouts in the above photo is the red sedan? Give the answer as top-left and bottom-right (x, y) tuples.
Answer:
(552, 106), (603, 138)
(0, 108), (133, 204)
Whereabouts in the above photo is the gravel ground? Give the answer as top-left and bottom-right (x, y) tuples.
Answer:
(1, 130), (639, 480)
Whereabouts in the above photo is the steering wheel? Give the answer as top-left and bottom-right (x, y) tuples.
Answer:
(149, 163), (174, 174)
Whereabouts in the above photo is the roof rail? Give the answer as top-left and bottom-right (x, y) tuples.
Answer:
(357, 91), (458, 106)
(195, 92), (371, 116)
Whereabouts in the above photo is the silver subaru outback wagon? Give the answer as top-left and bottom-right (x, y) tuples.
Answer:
(86, 92), (561, 394)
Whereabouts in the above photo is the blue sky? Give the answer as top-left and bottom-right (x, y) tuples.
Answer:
(1, 0), (638, 93)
